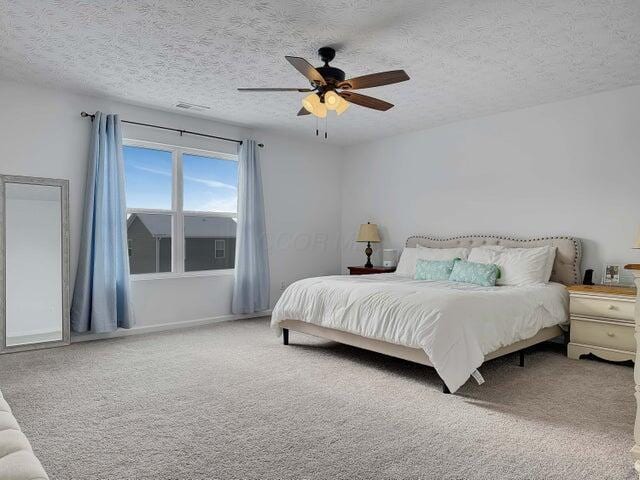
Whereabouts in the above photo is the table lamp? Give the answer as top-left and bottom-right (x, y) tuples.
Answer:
(356, 222), (381, 268)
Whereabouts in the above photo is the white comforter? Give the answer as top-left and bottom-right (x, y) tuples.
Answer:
(271, 273), (568, 392)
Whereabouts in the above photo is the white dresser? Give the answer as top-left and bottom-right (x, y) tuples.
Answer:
(567, 284), (636, 363)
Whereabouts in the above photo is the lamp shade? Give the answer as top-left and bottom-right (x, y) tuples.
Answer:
(324, 91), (340, 110)
(634, 226), (640, 249)
(314, 102), (327, 118)
(357, 223), (381, 243)
(301, 93), (320, 115)
(336, 96), (350, 115)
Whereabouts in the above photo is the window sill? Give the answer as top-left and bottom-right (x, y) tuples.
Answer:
(130, 269), (234, 281)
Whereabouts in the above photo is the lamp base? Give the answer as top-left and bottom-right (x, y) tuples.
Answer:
(365, 242), (373, 268)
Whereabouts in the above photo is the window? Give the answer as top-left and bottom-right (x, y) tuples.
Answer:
(124, 146), (173, 210)
(123, 141), (238, 276)
(215, 239), (226, 259)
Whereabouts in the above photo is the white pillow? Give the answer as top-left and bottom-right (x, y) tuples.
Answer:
(396, 246), (470, 276)
(396, 248), (419, 276)
(415, 244), (470, 260)
(467, 245), (556, 286)
(542, 246), (557, 282)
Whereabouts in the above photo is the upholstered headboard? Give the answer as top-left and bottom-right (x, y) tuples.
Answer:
(406, 234), (582, 285)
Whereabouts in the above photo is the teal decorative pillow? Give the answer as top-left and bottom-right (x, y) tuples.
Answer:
(449, 259), (501, 287)
(415, 259), (458, 281)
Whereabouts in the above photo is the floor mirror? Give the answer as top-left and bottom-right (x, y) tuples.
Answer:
(0, 175), (70, 353)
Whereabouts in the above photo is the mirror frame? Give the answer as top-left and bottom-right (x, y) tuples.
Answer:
(0, 175), (70, 353)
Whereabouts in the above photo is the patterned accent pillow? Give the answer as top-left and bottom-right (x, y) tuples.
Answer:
(415, 259), (458, 281)
(449, 259), (501, 287)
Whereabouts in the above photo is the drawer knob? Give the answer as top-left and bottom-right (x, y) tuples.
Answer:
(608, 304), (618, 310)
(607, 331), (615, 337)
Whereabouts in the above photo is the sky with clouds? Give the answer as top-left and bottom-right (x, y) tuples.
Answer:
(123, 146), (238, 213)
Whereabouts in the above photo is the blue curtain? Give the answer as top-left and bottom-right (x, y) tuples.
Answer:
(232, 139), (270, 314)
(71, 112), (133, 333)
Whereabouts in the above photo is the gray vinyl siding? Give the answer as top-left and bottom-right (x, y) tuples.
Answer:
(128, 217), (170, 274)
(185, 237), (235, 271)
(128, 214), (235, 274)
(159, 238), (172, 272)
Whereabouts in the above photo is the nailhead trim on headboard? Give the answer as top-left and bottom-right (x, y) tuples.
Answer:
(405, 234), (582, 285)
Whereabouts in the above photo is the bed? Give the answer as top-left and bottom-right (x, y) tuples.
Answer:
(271, 235), (582, 393)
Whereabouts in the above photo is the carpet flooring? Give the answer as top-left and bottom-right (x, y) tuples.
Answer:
(0, 317), (635, 480)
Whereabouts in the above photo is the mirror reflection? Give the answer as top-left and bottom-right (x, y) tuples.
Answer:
(5, 182), (63, 346)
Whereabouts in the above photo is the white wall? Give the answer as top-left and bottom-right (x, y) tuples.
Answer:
(341, 86), (640, 284)
(3, 78), (638, 333)
(0, 79), (343, 329)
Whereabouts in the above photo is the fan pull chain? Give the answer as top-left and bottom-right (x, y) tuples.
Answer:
(315, 116), (319, 137)
(324, 116), (328, 140)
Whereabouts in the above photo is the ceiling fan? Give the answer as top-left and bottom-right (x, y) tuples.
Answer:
(238, 47), (410, 118)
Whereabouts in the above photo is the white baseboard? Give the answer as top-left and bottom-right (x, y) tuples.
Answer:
(71, 310), (272, 343)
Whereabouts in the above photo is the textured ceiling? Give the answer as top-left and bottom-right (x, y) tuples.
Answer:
(1, 0), (640, 145)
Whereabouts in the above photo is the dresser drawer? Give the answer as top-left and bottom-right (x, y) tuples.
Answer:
(570, 318), (635, 352)
(570, 296), (635, 321)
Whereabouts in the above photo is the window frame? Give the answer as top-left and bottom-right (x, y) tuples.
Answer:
(123, 139), (238, 280)
(214, 239), (226, 259)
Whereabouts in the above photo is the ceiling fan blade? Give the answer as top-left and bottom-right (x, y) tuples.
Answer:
(339, 91), (394, 111)
(285, 56), (327, 86)
(297, 107), (311, 116)
(237, 88), (314, 92)
(338, 70), (410, 90)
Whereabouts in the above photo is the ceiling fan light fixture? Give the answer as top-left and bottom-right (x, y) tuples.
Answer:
(324, 90), (340, 110)
(301, 93), (321, 115)
(314, 102), (327, 118)
(336, 97), (350, 115)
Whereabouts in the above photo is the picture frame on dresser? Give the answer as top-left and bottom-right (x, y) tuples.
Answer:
(603, 264), (621, 285)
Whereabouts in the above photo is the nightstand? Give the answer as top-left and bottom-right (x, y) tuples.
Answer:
(348, 266), (396, 275)
(567, 284), (636, 363)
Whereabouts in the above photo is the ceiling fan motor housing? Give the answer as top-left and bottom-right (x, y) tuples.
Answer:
(315, 46), (345, 88)
(318, 46), (336, 63)
(316, 66), (345, 85)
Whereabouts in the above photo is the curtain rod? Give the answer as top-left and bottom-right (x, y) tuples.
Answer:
(80, 112), (264, 148)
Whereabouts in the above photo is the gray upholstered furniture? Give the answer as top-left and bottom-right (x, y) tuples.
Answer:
(405, 234), (582, 285)
(0, 390), (48, 480)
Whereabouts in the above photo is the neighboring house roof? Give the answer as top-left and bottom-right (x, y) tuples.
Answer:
(128, 213), (237, 238)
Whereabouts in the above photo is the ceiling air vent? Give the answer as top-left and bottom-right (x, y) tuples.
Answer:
(175, 102), (210, 112)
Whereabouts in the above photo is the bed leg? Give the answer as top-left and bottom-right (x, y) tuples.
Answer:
(442, 381), (451, 394)
(518, 350), (525, 367)
(283, 328), (289, 346)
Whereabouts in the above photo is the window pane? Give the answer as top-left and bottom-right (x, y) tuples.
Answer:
(183, 154), (238, 213)
(184, 215), (236, 271)
(127, 213), (172, 274)
(124, 146), (173, 210)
